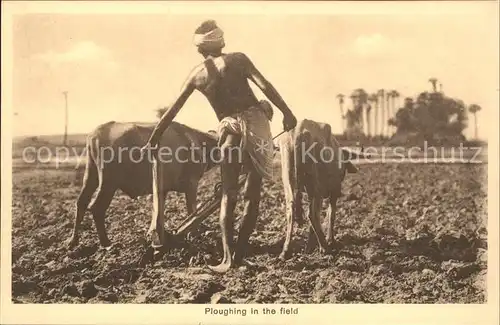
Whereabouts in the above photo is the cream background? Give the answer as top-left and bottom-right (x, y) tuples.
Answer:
(2, 1), (499, 324)
(8, 2), (499, 140)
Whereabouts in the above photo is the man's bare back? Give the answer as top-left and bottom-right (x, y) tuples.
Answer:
(190, 52), (265, 120)
(144, 48), (295, 148)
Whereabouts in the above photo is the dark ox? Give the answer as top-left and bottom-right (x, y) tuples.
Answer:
(67, 121), (219, 249)
(277, 119), (361, 259)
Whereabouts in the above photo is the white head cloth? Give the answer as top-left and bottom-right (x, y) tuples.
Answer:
(193, 27), (225, 49)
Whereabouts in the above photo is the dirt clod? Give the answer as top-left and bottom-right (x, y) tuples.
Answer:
(78, 280), (98, 298)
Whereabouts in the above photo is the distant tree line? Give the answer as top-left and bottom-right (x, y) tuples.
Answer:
(336, 78), (482, 145)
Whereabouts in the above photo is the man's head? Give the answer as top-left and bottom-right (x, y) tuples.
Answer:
(193, 20), (225, 57)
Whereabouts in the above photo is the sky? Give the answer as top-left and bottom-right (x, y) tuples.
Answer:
(10, 2), (499, 140)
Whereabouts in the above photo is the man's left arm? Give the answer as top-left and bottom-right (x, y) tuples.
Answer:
(145, 79), (196, 147)
(237, 53), (297, 131)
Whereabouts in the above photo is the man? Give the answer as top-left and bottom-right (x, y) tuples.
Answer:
(142, 20), (297, 273)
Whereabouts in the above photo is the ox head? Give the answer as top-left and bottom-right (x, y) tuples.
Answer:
(337, 148), (370, 181)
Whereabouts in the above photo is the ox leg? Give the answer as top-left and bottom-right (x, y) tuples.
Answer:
(147, 157), (167, 251)
(280, 189), (302, 260)
(279, 144), (297, 260)
(208, 134), (241, 273)
(184, 183), (198, 240)
(305, 210), (317, 254)
(88, 184), (116, 248)
(305, 196), (329, 255)
(67, 158), (99, 248)
(233, 162), (262, 265)
(184, 183), (198, 216)
(326, 193), (339, 247)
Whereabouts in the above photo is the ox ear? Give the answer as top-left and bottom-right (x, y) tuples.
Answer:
(341, 149), (359, 174)
(345, 161), (358, 174)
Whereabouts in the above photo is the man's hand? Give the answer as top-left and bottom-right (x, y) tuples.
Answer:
(283, 111), (297, 132)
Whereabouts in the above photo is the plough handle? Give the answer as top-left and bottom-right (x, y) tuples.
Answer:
(174, 197), (221, 237)
(174, 175), (248, 237)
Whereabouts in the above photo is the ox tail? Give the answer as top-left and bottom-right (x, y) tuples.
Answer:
(83, 134), (102, 188)
(87, 135), (100, 169)
(75, 135), (100, 212)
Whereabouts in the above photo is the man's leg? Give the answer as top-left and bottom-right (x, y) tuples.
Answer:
(234, 158), (262, 265)
(208, 133), (242, 273)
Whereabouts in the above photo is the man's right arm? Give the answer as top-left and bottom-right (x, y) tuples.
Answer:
(144, 75), (196, 148)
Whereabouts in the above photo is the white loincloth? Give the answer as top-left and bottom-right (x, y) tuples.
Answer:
(217, 101), (274, 180)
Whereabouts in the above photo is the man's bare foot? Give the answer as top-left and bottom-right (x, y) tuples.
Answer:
(279, 251), (290, 261)
(208, 261), (233, 273)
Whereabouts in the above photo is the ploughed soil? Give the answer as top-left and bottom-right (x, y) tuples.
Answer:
(11, 163), (487, 303)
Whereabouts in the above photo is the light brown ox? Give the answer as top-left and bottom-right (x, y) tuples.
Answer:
(67, 121), (219, 249)
(277, 119), (361, 259)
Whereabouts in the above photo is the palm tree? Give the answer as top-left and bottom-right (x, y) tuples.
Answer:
(358, 89), (369, 136)
(336, 94), (346, 132)
(365, 102), (372, 137)
(351, 89), (368, 135)
(391, 90), (400, 112)
(349, 93), (357, 109)
(389, 90), (400, 135)
(429, 78), (438, 93)
(468, 104), (482, 139)
(387, 90), (394, 135)
(385, 91), (392, 137)
(368, 93), (378, 135)
(377, 89), (385, 137)
(349, 92), (359, 136)
(368, 93), (378, 137)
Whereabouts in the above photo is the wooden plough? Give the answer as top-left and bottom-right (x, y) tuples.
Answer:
(173, 174), (248, 238)
(138, 131), (285, 266)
